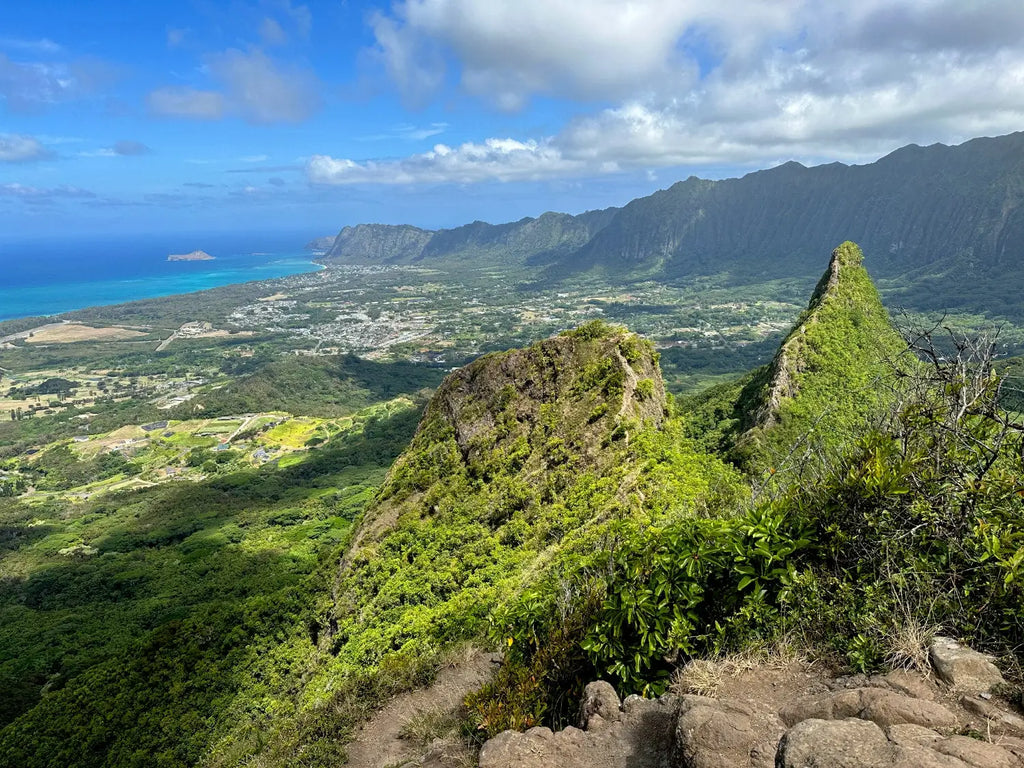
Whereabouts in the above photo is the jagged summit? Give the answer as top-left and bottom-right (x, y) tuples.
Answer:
(345, 322), (666, 555)
(731, 242), (906, 471)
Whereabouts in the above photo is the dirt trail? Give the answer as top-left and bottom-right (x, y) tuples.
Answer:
(344, 649), (499, 768)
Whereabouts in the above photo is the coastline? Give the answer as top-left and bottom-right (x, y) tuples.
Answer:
(0, 258), (326, 325)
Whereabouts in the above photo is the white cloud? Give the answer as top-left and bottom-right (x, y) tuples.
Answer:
(308, 137), (582, 185)
(370, 0), (801, 108)
(167, 28), (188, 48)
(368, 10), (445, 108)
(207, 48), (320, 123)
(113, 140), (150, 156)
(276, 0), (312, 38)
(0, 53), (116, 112)
(0, 38), (62, 54)
(79, 140), (151, 158)
(0, 183), (94, 201)
(359, 122), (449, 141)
(148, 87), (225, 119)
(330, 0), (1024, 184)
(0, 133), (52, 162)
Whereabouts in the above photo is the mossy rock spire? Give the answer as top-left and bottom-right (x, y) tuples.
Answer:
(733, 241), (907, 475)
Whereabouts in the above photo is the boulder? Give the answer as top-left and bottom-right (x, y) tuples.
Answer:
(961, 695), (1024, 736)
(929, 637), (1004, 693)
(776, 718), (897, 767)
(883, 669), (939, 702)
(579, 681), (622, 728)
(861, 690), (958, 729)
(478, 695), (677, 768)
(930, 735), (1022, 768)
(780, 688), (956, 730)
(674, 702), (756, 768)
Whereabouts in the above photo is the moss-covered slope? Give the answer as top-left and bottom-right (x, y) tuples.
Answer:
(327, 322), (683, 665)
(690, 242), (907, 478)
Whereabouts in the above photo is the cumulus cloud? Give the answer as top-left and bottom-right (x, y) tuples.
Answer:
(324, 0), (1024, 184)
(150, 49), (320, 123)
(309, 137), (583, 185)
(369, 0), (800, 108)
(0, 133), (53, 162)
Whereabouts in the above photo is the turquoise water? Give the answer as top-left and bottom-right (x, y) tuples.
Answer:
(0, 232), (324, 322)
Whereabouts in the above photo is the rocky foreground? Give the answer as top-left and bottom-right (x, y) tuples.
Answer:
(469, 637), (1024, 768)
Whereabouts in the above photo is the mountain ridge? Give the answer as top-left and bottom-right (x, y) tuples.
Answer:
(317, 131), (1024, 317)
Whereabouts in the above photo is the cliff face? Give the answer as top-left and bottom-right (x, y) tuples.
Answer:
(569, 132), (1024, 282)
(322, 207), (618, 266)
(347, 322), (666, 553)
(325, 223), (434, 262)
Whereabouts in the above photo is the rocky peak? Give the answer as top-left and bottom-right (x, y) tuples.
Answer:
(752, 241), (872, 429)
(341, 320), (667, 559)
(734, 241), (906, 470)
(327, 222), (434, 262)
(430, 323), (666, 471)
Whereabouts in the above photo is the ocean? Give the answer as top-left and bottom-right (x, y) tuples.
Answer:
(0, 231), (324, 322)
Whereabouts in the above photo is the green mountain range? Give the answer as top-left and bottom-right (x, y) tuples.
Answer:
(318, 131), (1024, 318)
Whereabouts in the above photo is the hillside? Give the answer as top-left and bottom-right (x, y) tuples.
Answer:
(3, 243), (1024, 768)
(319, 131), (1024, 319)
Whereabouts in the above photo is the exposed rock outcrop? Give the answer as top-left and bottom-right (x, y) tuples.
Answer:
(479, 651), (1024, 768)
(930, 636), (1006, 693)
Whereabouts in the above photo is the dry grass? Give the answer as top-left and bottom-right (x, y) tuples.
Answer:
(671, 637), (813, 697)
(397, 709), (460, 746)
(672, 659), (724, 697)
(883, 620), (941, 673)
(881, 584), (942, 674)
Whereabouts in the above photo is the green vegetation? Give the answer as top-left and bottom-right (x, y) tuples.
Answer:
(0, 400), (424, 766)
(3, 237), (1024, 767)
(731, 242), (910, 476)
(459, 242), (1024, 741)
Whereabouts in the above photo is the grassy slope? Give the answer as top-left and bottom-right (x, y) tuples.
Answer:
(692, 242), (908, 482)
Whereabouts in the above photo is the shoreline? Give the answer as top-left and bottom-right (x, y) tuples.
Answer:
(0, 259), (327, 326)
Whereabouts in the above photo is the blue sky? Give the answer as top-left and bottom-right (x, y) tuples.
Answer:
(2, 0), (1024, 241)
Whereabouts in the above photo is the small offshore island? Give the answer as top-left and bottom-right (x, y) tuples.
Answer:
(167, 249), (215, 262)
